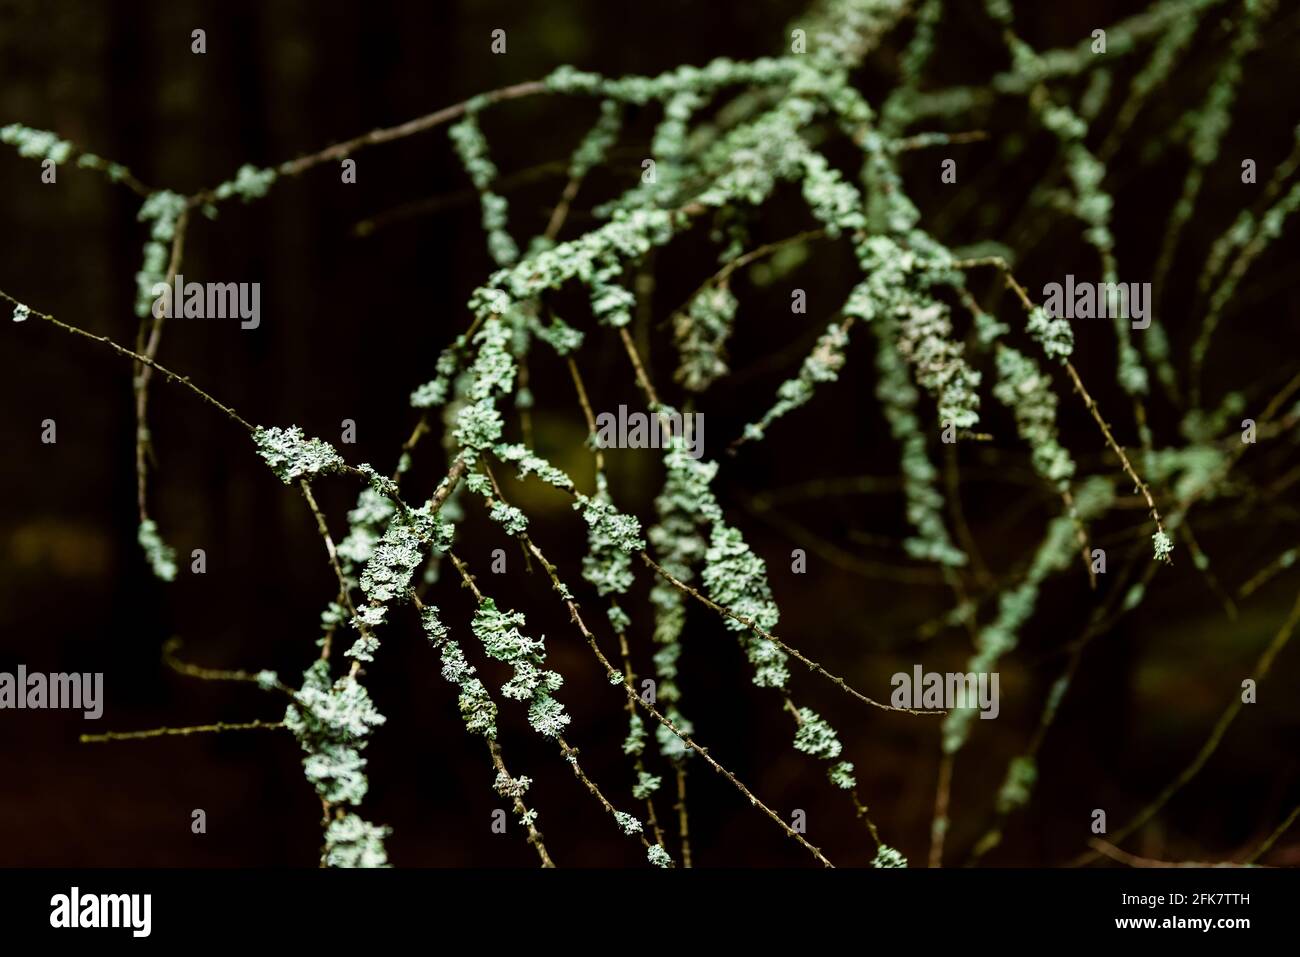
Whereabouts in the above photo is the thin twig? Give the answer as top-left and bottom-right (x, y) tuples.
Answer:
(568, 355), (605, 475)
(674, 764), (692, 868)
(81, 720), (284, 743)
(487, 738), (555, 868)
(300, 480), (372, 662)
(930, 752), (952, 868)
(162, 637), (296, 695)
(1245, 803), (1300, 864)
(134, 206), (191, 522)
(194, 80), (550, 202)
(1, 289), (253, 431)
(1089, 839), (1259, 868)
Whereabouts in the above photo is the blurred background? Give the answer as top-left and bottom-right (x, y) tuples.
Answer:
(1, 0), (1298, 867)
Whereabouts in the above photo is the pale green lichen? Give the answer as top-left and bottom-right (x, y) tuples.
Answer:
(607, 603), (631, 633)
(574, 493), (645, 555)
(213, 164), (278, 202)
(1025, 306), (1074, 362)
(674, 283), (738, 392)
(792, 706), (843, 760)
(1, 123), (73, 164)
(494, 771), (532, 798)
(742, 319), (851, 443)
(472, 598), (569, 738)
(993, 345), (1076, 488)
(828, 761), (856, 790)
(645, 442), (713, 757)
(632, 770), (662, 800)
(527, 695), (570, 738)
(995, 755), (1038, 814)
(493, 443), (577, 491)
(528, 312), (586, 357)
(423, 606), (498, 739)
(569, 99), (624, 180)
(614, 811), (643, 835)
(452, 400), (504, 457)
(137, 518), (178, 582)
(895, 299), (981, 430)
(450, 111), (518, 266)
(871, 315), (967, 568)
(623, 712), (647, 756)
(253, 426), (346, 483)
(488, 501), (529, 535)
(943, 476), (1115, 754)
(337, 487), (397, 571)
(343, 504), (452, 665)
(647, 843), (673, 868)
(134, 190), (188, 317)
(1152, 530), (1175, 563)
(872, 845), (908, 868)
(410, 347), (460, 409)
(703, 524), (789, 689)
(582, 479), (639, 597)
(323, 813), (391, 868)
(284, 660), (387, 806)
(468, 209), (678, 329)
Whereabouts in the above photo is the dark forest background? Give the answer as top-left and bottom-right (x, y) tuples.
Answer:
(1, 0), (1298, 867)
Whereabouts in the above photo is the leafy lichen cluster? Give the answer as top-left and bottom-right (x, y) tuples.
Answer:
(284, 659), (386, 806)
